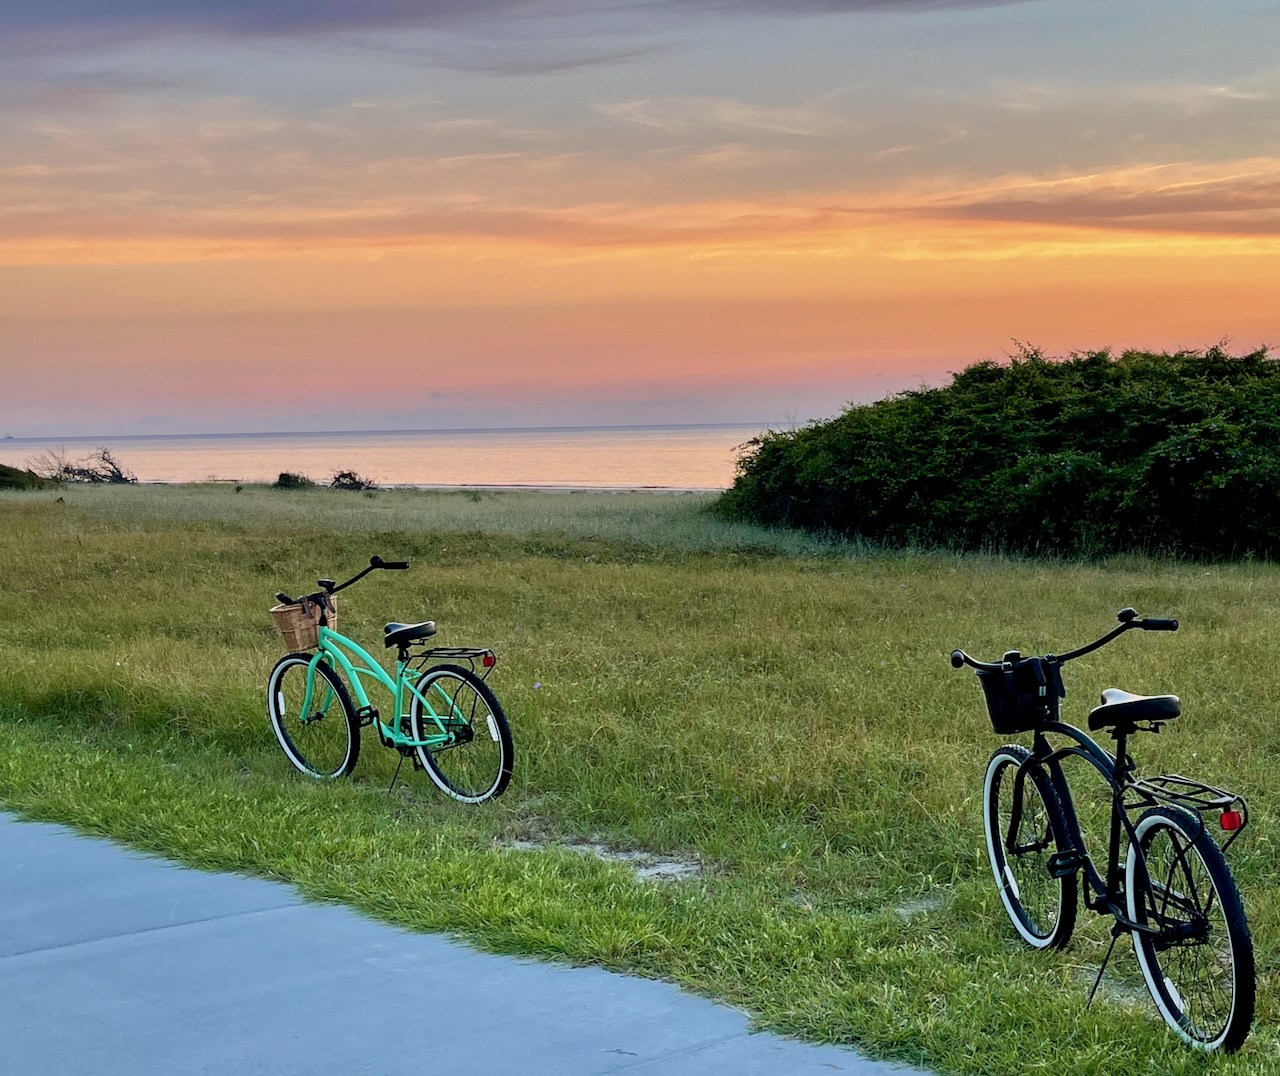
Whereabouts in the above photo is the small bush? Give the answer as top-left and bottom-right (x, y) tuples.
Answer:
(330, 469), (379, 491)
(272, 472), (316, 490)
(0, 463), (52, 490)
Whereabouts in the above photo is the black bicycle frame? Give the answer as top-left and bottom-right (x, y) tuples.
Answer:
(1029, 722), (1146, 926)
(1013, 720), (1248, 931)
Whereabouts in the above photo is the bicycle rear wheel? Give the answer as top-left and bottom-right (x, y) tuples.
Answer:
(267, 653), (360, 779)
(983, 744), (1078, 949)
(1126, 806), (1254, 1052)
(410, 664), (513, 804)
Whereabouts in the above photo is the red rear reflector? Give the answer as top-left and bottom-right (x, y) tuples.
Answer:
(482, 653), (496, 668)
(1221, 810), (1243, 832)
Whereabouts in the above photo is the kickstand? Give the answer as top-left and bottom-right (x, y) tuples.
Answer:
(1087, 924), (1124, 1008)
(387, 755), (405, 795)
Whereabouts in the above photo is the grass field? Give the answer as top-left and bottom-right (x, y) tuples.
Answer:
(2, 483), (1278, 1074)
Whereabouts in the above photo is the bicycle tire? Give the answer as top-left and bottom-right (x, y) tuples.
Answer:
(410, 664), (513, 804)
(267, 652), (360, 779)
(983, 744), (1078, 949)
(1126, 805), (1255, 1052)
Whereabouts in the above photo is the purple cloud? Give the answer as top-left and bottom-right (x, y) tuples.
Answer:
(0, 1), (1037, 55)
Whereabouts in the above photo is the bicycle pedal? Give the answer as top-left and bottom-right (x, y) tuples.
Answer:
(356, 706), (378, 728)
(1047, 850), (1084, 878)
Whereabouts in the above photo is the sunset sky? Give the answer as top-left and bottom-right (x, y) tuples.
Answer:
(2, 0), (1278, 436)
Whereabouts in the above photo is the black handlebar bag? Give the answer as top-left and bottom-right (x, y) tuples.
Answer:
(976, 656), (1064, 734)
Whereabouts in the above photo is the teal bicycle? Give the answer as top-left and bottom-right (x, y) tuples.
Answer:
(267, 555), (514, 803)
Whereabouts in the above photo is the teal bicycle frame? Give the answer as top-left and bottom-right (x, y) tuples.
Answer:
(299, 626), (460, 750)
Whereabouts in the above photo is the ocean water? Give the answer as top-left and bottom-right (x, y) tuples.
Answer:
(0, 424), (770, 490)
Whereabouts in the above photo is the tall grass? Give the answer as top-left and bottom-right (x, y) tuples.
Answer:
(0, 482), (863, 555)
(2, 484), (1278, 1074)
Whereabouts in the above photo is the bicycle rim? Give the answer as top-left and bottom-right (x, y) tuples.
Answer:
(1127, 807), (1254, 1052)
(412, 666), (512, 803)
(983, 746), (1076, 949)
(268, 655), (358, 779)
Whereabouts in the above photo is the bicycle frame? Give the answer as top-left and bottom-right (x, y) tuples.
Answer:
(1015, 721), (1248, 929)
(296, 626), (455, 750)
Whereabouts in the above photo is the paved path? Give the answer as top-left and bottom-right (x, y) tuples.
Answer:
(0, 814), (932, 1075)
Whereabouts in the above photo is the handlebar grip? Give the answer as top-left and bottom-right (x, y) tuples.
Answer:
(275, 592), (295, 605)
(950, 650), (965, 669)
(1141, 618), (1179, 631)
(383, 561), (409, 570)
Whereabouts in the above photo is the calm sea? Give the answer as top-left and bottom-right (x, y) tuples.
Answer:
(0, 425), (770, 490)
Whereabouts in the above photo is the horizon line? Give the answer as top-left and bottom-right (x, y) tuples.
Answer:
(0, 420), (785, 445)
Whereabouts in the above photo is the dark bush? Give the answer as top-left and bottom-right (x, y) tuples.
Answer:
(272, 471), (316, 490)
(0, 463), (52, 490)
(330, 470), (379, 491)
(717, 346), (1280, 559)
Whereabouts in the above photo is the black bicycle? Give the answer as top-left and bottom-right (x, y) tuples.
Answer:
(952, 609), (1254, 1052)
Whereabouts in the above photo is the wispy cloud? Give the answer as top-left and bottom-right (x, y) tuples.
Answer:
(0, 1), (517, 41)
(927, 161), (1280, 235)
(0, 0), (1038, 58)
(13, 162), (1280, 273)
(2, 0), (1034, 33)
(598, 95), (848, 137)
(678, 0), (1032, 10)
(345, 37), (668, 77)
(0, 70), (191, 113)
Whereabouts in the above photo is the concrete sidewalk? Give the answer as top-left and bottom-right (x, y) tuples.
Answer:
(0, 814), (931, 1075)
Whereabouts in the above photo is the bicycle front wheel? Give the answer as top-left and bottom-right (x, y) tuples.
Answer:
(267, 652), (360, 779)
(410, 664), (513, 803)
(983, 745), (1078, 949)
(1126, 806), (1255, 1052)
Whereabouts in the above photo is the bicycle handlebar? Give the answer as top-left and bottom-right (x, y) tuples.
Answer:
(275, 554), (410, 605)
(950, 609), (1178, 671)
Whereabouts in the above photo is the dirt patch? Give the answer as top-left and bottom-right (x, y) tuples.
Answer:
(892, 893), (947, 921)
(501, 838), (704, 883)
(1071, 966), (1152, 1010)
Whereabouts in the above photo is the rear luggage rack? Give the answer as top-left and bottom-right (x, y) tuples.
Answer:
(411, 647), (498, 679)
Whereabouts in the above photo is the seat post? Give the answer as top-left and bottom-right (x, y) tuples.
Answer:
(1105, 728), (1131, 896)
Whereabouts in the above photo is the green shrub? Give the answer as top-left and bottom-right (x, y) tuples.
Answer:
(0, 463), (52, 490)
(717, 345), (1280, 558)
(272, 471), (316, 490)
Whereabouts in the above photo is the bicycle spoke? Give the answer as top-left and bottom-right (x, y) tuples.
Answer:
(267, 655), (359, 779)
(412, 665), (513, 804)
(983, 746), (1076, 950)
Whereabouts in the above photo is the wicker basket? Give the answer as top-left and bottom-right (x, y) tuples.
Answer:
(270, 595), (336, 651)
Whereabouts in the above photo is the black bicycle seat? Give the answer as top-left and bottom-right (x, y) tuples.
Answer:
(1088, 688), (1181, 732)
(384, 621), (438, 648)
